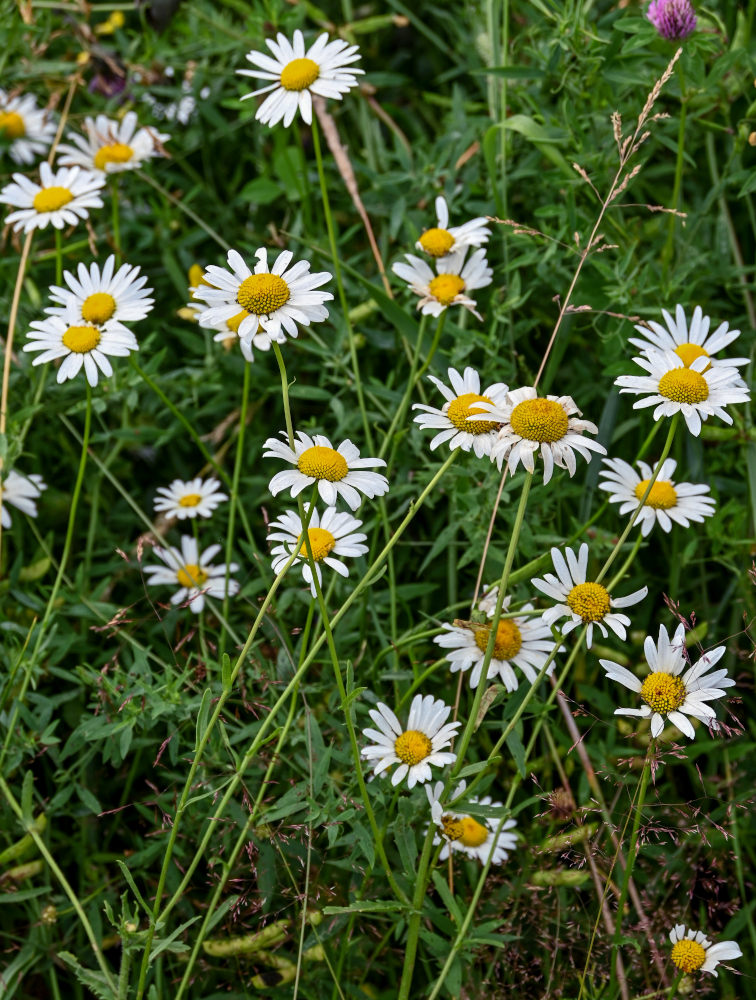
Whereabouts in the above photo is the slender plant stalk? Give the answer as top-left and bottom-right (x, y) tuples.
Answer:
(111, 177), (121, 265)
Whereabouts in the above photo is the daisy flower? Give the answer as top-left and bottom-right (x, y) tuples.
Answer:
(360, 694), (461, 789)
(153, 478), (228, 520)
(426, 780), (517, 864)
(237, 29), (363, 128)
(263, 430), (388, 510)
(45, 255), (154, 332)
(24, 303), (139, 387)
(600, 623), (734, 739)
(0, 89), (56, 165)
(1, 470), (46, 529)
(415, 196), (490, 259)
(268, 504), (367, 597)
(412, 367), (509, 459)
(435, 593), (557, 691)
(598, 457), (715, 536)
(142, 535), (239, 614)
(629, 304), (748, 371)
(194, 247), (332, 351)
(615, 350), (750, 436)
(1, 163), (105, 233)
(490, 387), (607, 484)
(57, 111), (170, 173)
(392, 248), (492, 320)
(532, 543), (647, 649)
(667, 924), (742, 977)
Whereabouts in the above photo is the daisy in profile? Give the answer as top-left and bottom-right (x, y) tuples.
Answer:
(57, 111), (170, 173)
(615, 350), (750, 436)
(491, 387), (606, 484)
(1, 163), (105, 233)
(263, 430), (388, 510)
(0, 89), (56, 165)
(45, 255), (153, 332)
(413, 367), (509, 458)
(532, 543), (647, 648)
(426, 780), (517, 864)
(153, 477), (227, 520)
(392, 248), (492, 320)
(360, 694), (461, 789)
(667, 924), (741, 977)
(142, 535), (239, 614)
(268, 504), (367, 597)
(629, 304), (748, 372)
(194, 247), (332, 351)
(600, 623), (734, 739)
(238, 29), (363, 128)
(415, 196), (490, 259)
(599, 457), (715, 536)
(24, 303), (138, 387)
(1, 470), (46, 528)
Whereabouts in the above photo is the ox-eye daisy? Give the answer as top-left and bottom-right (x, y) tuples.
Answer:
(615, 350), (749, 436)
(532, 543), (647, 649)
(263, 430), (388, 510)
(599, 457), (715, 536)
(426, 780), (517, 864)
(268, 504), (367, 597)
(153, 478), (227, 520)
(392, 248), (492, 320)
(143, 535), (239, 614)
(360, 694), (461, 789)
(1, 163), (105, 233)
(238, 30), (363, 128)
(667, 924), (742, 977)
(600, 623), (734, 739)
(1, 470), (46, 529)
(57, 111), (170, 173)
(0, 89), (56, 165)
(45, 255), (153, 332)
(413, 367), (508, 458)
(630, 304), (748, 371)
(415, 196), (490, 258)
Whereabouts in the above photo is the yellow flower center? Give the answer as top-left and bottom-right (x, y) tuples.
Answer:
(674, 342), (711, 370)
(226, 310), (250, 335)
(658, 368), (709, 404)
(670, 939), (707, 973)
(297, 445), (349, 482)
(178, 494), (202, 507)
(237, 273), (290, 315)
(176, 563), (209, 588)
(298, 526), (336, 562)
(566, 582), (611, 623)
(510, 398), (569, 443)
(634, 478), (678, 510)
(93, 142), (134, 170)
(473, 620), (523, 660)
(81, 292), (117, 324)
(640, 671), (686, 713)
(394, 729), (432, 766)
(418, 227), (455, 257)
(446, 392), (498, 435)
(32, 186), (74, 213)
(441, 814), (489, 848)
(280, 57), (320, 91)
(0, 110), (26, 139)
(428, 273), (465, 306)
(61, 324), (101, 353)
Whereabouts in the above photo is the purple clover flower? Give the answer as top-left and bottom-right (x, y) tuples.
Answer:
(647, 0), (697, 40)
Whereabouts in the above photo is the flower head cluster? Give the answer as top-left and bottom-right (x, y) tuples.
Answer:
(647, 0), (697, 41)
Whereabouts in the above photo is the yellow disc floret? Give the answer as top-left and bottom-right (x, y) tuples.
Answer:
(0, 111), (26, 139)
(670, 938), (707, 973)
(510, 398), (569, 443)
(81, 292), (117, 324)
(446, 392), (498, 435)
(176, 563), (208, 588)
(237, 273), (290, 315)
(473, 620), (523, 660)
(280, 57), (320, 91)
(93, 142), (134, 170)
(297, 445), (349, 482)
(178, 494), (202, 508)
(419, 227), (455, 257)
(428, 273), (465, 306)
(226, 310), (250, 335)
(62, 325), (101, 353)
(394, 729), (432, 765)
(299, 526), (336, 562)
(658, 368), (709, 404)
(441, 814), (489, 847)
(566, 582), (611, 623)
(640, 671), (686, 713)
(634, 479), (678, 510)
(674, 342), (710, 370)
(33, 186), (74, 213)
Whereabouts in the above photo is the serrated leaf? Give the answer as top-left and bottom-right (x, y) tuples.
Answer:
(57, 953), (116, 1000)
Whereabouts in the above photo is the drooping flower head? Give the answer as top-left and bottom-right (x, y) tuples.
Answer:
(0, 470), (46, 529)
(1, 163), (105, 233)
(647, 0), (697, 41)
(412, 367), (509, 459)
(153, 478), (228, 520)
(57, 111), (170, 173)
(392, 248), (492, 320)
(667, 924), (741, 977)
(0, 89), (56, 165)
(142, 535), (239, 614)
(426, 780), (517, 864)
(415, 196), (490, 259)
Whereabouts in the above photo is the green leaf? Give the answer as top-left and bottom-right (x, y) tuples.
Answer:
(505, 729), (527, 778)
(116, 860), (152, 918)
(20, 771), (34, 824)
(57, 953), (116, 1000)
(221, 653), (232, 690)
(323, 900), (404, 915)
(195, 688), (213, 750)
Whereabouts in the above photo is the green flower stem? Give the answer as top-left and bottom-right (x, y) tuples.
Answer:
(110, 177), (121, 265)
(607, 531), (644, 593)
(397, 820), (441, 1000)
(54, 229), (63, 284)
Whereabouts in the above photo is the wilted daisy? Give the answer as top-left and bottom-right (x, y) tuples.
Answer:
(532, 543), (647, 648)
(426, 780), (517, 864)
(57, 111), (170, 173)
(1, 163), (105, 233)
(599, 457), (715, 536)
(263, 430), (388, 510)
(24, 303), (138, 387)
(238, 29), (363, 128)
(667, 924), (742, 977)
(600, 623), (734, 739)
(268, 504), (367, 597)
(1, 470), (46, 529)
(0, 89), (56, 165)
(142, 535), (239, 614)
(629, 304), (748, 372)
(360, 694), (461, 789)
(153, 478), (227, 520)
(415, 196), (490, 258)
(413, 367), (509, 458)
(615, 350), (750, 436)
(392, 248), (492, 320)
(194, 248), (332, 351)
(45, 255), (153, 332)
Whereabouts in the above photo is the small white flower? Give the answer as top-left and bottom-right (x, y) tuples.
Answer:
(598, 457), (715, 536)
(426, 780), (517, 864)
(0, 89), (56, 165)
(415, 196), (490, 258)
(263, 430), (388, 510)
(1, 470), (46, 529)
(629, 304), (748, 371)
(412, 366), (509, 458)
(668, 923), (742, 977)
(360, 693), (461, 789)
(238, 29), (363, 128)
(45, 255), (154, 333)
(392, 248), (492, 320)
(1, 162), (105, 233)
(268, 504), (367, 597)
(142, 535), (239, 614)
(600, 622), (734, 739)
(57, 111), (170, 173)
(532, 543), (647, 649)
(153, 478), (228, 520)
